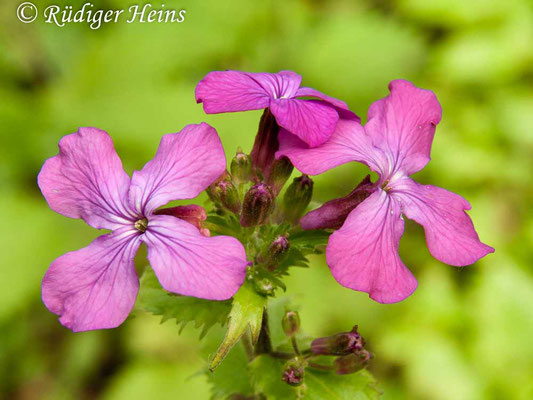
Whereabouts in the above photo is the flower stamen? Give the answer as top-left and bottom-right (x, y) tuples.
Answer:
(134, 218), (148, 233)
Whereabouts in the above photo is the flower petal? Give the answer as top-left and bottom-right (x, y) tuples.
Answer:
(42, 227), (141, 332)
(276, 119), (386, 175)
(327, 190), (417, 303)
(270, 99), (339, 147)
(295, 87), (356, 117)
(129, 123), (226, 215)
(195, 70), (271, 113)
(38, 127), (136, 230)
(390, 177), (494, 266)
(364, 80), (442, 175)
(246, 70), (302, 99)
(142, 215), (247, 300)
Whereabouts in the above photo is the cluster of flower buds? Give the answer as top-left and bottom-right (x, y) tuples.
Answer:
(310, 325), (372, 374)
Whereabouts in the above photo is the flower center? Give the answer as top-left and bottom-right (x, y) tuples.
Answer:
(381, 179), (392, 192)
(134, 218), (148, 233)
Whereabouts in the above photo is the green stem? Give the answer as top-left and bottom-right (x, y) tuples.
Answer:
(290, 336), (300, 355)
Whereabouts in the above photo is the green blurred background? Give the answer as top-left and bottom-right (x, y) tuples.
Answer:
(1, 0), (532, 398)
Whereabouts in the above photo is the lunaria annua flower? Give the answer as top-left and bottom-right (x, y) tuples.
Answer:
(277, 80), (494, 303)
(195, 70), (357, 147)
(38, 124), (247, 332)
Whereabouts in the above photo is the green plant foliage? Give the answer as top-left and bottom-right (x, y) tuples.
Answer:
(135, 268), (232, 338)
(209, 282), (267, 370)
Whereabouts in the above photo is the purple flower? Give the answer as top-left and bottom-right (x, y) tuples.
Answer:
(38, 124), (247, 331)
(277, 80), (494, 303)
(195, 70), (358, 147)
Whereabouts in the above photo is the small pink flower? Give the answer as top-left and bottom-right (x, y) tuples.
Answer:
(195, 70), (358, 147)
(278, 80), (494, 303)
(38, 124), (247, 331)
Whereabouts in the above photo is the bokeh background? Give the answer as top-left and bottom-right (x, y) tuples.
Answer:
(1, 0), (532, 398)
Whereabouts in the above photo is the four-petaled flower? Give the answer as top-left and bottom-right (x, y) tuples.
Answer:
(278, 80), (494, 303)
(195, 70), (357, 147)
(38, 124), (247, 332)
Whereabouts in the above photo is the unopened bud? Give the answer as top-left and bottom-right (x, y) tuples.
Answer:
(282, 359), (305, 386)
(250, 109), (279, 180)
(310, 325), (365, 356)
(253, 276), (275, 296)
(267, 156), (293, 196)
(282, 311), (300, 337)
(207, 172), (241, 214)
(282, 175), (313, 224)
(334, 350), (371, 375)
(230, 148), (252, 185)
(155, 205), (207, 233)
(301, 175), (374, 230)
(259, 235), (290, 270)
(240, 183), (274, 227)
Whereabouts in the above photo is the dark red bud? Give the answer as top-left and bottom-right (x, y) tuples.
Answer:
(250, 109), (279, 180)
(240, 183), (274, 227)
(334, 350), (371, 375)
(301, 175), (374, 230)
(155, 205), (207, 233)
(310, 325), (366, 356)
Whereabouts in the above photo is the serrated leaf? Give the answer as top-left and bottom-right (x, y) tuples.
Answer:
(209, 282), (267, 370)
(135, 268), (231, 338)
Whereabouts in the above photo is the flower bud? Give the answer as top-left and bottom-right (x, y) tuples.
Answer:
(334, 350), (371, 375)
(282, 310), (300, 337)
(155, 205), (207, 234)
(310, 325), (365, 356)
(259, 235), (290, 270)
(230, 148), (252, 185)
(266, 156), (293, 196)
(207, 171), (241, 214)
(250, 109), (279, 180)
(282, 358), (305, 386)
(282, 175), (313, 224)
(240, 183), (274, 227)
(301, 175), (374, 230)
(253, 276), (275, 296)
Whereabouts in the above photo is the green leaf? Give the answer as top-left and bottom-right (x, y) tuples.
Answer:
(304, 369), (381, 400)
(209, 282), (267, 370)
(135, 268), (231, 338)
